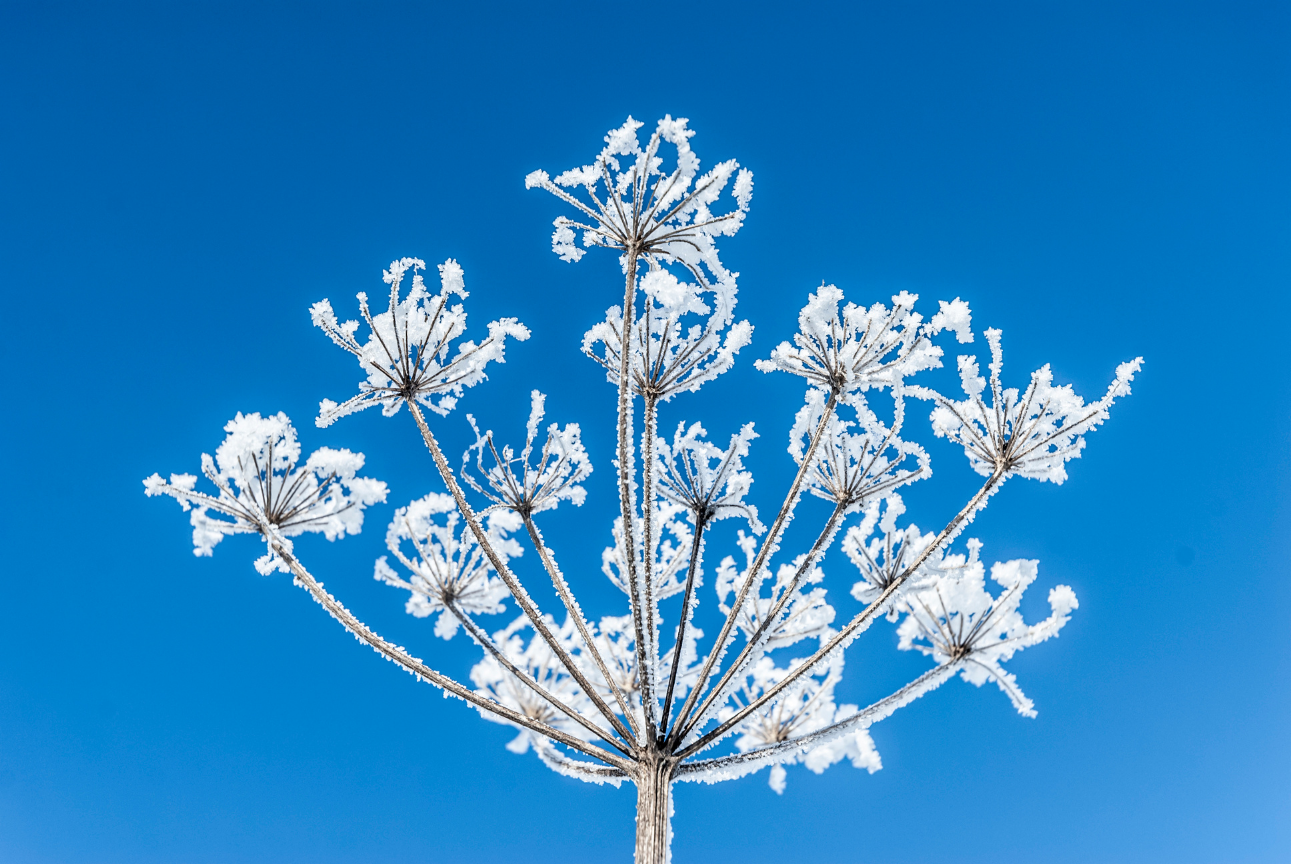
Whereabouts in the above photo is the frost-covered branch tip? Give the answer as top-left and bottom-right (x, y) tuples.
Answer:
(897, 551), (1078, 717)
(912, 328), (1141, 484)
(526, 115), (752, 286)
(656, 421), (763, 532)
(756, 285), (971, 394)
(583, 265), (753, 401)
(143, 412), (387, 574)
(374, 492), (522, 640)
(461, 391), (592, 516)
(310, 257), (528, 427)
(790, 390), (930, 512)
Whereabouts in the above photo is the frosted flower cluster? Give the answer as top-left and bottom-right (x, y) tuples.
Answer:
(582, 266), (753, 401)
(896, 552), (1078, 717)
(912, 328), (1143, 483)
(462, 391), (592, 516)
(602, 504), (697, 600)
(143, 412), (386, 574)
(373, 492), (523, 640)
(789, 390), (930, 512)
(310, 258), (529, 426)
(655, 422), (762, 531)
(526, 115), (752, 285)
(470, 615), (594, 753)
(756, 285), (971, 394)
(723, 652), (881, 794)
(716, 531), (836, 653)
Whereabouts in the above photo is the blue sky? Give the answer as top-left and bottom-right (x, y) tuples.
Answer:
(0, 2), (1288, 862)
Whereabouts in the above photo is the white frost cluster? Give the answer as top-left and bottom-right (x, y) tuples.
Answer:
(842, 493), (938, 622)
(582, 267), (753, 401)
(374, 492), (523, 640)
(912, 328), (1143, 483)
(462, 391), (592, 516)
(143, 412), (387, 574)
(789, 391), (930, 511)
(722, 652), (881, 793)
(756, 285), (970, 394)
(655, 422), (762, 531)
(897, 550), (1078, 717)
(526, 115), (752, 285)
(311, 257), (529, 426)
(602, 504), (698, 601)
(716, 532), (836, 654)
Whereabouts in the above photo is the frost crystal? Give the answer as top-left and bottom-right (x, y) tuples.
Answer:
(143, 412), (387, 574)
(311, 258), (529, 427)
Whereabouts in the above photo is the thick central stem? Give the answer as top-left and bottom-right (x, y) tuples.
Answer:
(634, 755), (674, 864)
(617, 254), (655, 738)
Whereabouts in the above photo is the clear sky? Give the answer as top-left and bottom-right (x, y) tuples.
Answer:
(0, 2), (1288, 862)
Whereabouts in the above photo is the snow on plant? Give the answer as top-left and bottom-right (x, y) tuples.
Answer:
(144, 411), (387, 574)
(721, 650), (882, 794)
(145, 115), (1142, 864)
(911, 327), (1143, 484)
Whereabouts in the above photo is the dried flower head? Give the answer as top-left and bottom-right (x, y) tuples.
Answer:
(143, 412), (387, 574)
(462, 391), (592, 517)
(310, 257), (529, 427)
(912, 328), (1142, 483)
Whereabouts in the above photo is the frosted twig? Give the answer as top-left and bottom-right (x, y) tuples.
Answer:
(407, 397), (636, 747)
(669, 392), (838, 746)
(271, 537), (632, 770)
(677, 470), (1003, 759)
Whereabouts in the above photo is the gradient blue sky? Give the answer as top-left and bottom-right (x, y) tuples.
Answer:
(0, 2), (1288, 862)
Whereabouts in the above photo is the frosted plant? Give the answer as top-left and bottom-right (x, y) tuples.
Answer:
(910, 327), (1143, 484)
(462, 390), (592, 516)
(722, 651), (882, 794)
(145, 115), (1142, 864)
